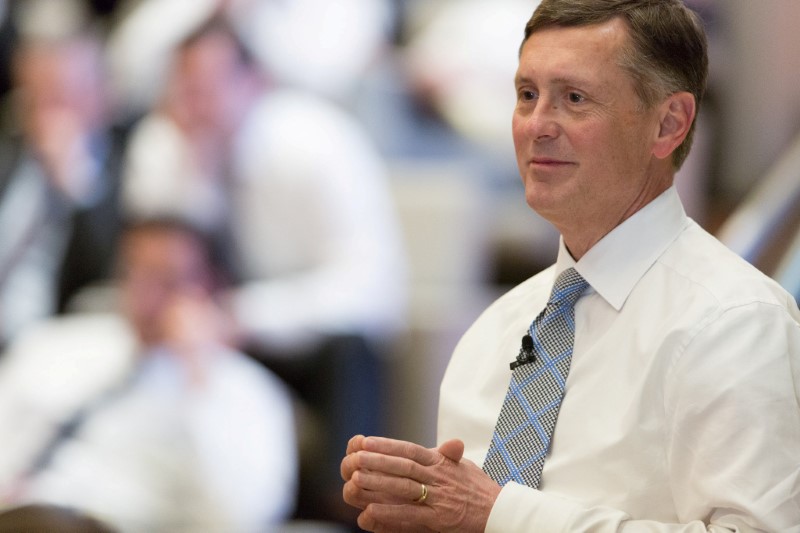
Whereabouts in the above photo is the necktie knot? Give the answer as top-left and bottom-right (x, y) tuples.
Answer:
(547, 268), (588, 310)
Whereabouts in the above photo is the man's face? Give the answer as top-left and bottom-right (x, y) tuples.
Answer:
(512, 18), (664, 237)
(166, 33), (250, 139)
(119, 228), (212, 346)
(15, 41), (105, 143)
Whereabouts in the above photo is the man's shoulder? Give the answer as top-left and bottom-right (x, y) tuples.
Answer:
(0, 313), (137, 417)
(657, 221), (798, 314)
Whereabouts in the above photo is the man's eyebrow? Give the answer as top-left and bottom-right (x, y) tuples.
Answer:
(515, 73), (594, 89)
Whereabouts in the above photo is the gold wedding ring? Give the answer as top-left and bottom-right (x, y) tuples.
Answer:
(413, 483), (428, 504)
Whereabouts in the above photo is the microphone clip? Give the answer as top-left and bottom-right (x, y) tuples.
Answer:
(509, 334), (536, 370)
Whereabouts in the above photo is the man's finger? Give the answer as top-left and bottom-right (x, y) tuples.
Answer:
(346, 434), (366, 455)
(354, 450), (428, 481)
(343, 479), (409, 509)
(359, 504), (436, 533)
(362, 436), (440, 467)
(352, 469), (426, 503)
(437, 438), (465, 463)
(342, 435), (368, 481)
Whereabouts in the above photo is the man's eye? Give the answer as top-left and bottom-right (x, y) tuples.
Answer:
(568, 92), (585, 104)
(519, 90), (538, 101)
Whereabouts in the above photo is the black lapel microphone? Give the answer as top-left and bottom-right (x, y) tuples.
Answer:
(510, 334), (535, 370)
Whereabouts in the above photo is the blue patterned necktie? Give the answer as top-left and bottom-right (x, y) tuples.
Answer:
(483, 267), (589, 488)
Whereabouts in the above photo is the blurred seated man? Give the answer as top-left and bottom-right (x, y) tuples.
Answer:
(121, 14), (406, 525)
(0, 217), (297, 532)
(0, 27), (129, 348)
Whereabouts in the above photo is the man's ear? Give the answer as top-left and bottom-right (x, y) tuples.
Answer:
(652, 92), (696, 160)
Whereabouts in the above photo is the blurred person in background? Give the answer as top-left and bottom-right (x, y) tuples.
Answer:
(0, 24), (129, 349)
(120, 15), (405, 527)
(105, 0), (396, 120)
(0, 217), (297, 532)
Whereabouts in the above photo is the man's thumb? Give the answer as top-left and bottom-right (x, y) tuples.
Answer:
(437, 439), (465, 463)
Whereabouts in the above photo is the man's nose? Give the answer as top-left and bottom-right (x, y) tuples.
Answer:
(519, 98), (560, 141)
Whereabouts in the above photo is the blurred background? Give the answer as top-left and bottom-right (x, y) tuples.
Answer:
(0, 0), (798, 531)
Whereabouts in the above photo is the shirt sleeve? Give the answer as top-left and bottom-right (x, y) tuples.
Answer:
(229, 94), (407, 348)
(486, 300), (800, 533)
(489, 483), (704, 532)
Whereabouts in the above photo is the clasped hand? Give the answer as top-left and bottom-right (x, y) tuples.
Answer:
(341, 435), (501, 532)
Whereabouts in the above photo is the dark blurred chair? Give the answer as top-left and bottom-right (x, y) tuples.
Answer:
(0, 504), (116, 533)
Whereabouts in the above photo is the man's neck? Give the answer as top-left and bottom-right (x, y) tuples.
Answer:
(560, 179), (673, 260)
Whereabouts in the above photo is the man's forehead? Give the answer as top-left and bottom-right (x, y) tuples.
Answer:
(518, 20), (629, 76)
(522, 17), (631, 57)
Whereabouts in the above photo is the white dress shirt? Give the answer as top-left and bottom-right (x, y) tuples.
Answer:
(438, 187), (800, 532)
(0, 313), (297, 533)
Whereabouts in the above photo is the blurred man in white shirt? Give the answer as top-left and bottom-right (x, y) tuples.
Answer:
(0, 217), (297, 532)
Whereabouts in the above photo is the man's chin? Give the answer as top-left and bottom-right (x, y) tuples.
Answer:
(525, 187), (561, 217)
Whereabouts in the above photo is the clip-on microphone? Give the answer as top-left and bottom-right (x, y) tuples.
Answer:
(509, 334), (535, 370)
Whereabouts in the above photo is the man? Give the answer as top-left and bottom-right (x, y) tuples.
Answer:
(0, 218), (297, 532)
(341, 1), (800, 531)
(0, 29), (128, 348)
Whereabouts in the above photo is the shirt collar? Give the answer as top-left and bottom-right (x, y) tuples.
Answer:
(554, 186), (690, 311)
